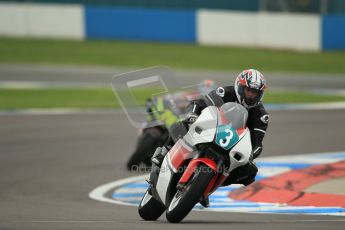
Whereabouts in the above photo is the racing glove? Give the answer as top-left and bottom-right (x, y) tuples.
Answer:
(252, 146), (263, 160)
(184, 112), (199, 124)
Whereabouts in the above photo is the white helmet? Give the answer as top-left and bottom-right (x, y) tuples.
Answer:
(234, 69), (267, 108)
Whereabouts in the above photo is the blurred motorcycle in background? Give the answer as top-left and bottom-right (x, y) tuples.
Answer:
(126, 80), (217, 170)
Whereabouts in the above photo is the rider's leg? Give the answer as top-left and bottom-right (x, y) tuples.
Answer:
(221, 161), (258, 187)
(151, 121), (188, 166)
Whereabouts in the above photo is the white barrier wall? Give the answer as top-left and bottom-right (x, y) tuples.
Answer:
(0, 3), (84, 39)
(0, 3), (323, 51)
(197, 10), (321, 51)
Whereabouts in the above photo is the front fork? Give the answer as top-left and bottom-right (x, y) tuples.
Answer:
(177, 158), (220, 199)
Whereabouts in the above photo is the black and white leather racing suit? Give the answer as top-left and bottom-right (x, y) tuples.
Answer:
(190, 85), (269, 160)
(153, 85), (269, 186)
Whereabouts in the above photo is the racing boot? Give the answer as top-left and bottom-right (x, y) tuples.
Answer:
(149, 146), (169, 187)
(151, 146), (169, 167)
(221, 161), (258, 187)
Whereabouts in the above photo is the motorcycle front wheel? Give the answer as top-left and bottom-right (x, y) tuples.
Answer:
(166, 164), (215, 223)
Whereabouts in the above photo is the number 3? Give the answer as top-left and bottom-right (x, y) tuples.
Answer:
(220, 129), (233, 147)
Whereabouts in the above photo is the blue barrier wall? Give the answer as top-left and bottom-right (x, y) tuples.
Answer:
(2, 2), (345, 51)
(85, 7), (196, 42)
(322, 15), (345, 50)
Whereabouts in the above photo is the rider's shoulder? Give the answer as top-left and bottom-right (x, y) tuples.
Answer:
(214, 85), (234, 98)
(253, 103), (268, 115)
(252, 103), (269, 124)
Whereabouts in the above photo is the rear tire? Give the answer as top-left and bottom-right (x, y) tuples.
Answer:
(166, 164), (215, 223)
(138, 188), (166, 221)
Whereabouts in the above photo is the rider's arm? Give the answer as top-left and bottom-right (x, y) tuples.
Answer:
(249, 105), (269, 159)
(189, 99), (206, 115)
(189, 86), (234, 115)
(251, 132), (264, 159)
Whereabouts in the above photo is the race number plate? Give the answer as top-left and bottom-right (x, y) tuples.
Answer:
(215, 125), (239, 150)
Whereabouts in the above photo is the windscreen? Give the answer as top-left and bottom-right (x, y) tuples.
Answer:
(220, 102), (248, 129)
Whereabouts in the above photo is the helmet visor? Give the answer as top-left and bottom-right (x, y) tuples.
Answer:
(241, 86), (263, 106)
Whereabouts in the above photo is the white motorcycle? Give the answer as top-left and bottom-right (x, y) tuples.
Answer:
(138, 102), (255, 223)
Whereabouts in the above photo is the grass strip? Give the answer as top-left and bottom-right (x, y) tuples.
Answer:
(1, 88), (345, 110)
(1, 38), (345, 73)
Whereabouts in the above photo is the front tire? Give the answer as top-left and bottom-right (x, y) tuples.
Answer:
(166, 164), (215, 223)
(138, 188), (166, 221)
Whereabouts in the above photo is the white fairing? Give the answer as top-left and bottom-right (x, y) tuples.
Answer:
(140, 190), (153, 206)
(184, 106), (218, 146)
(156, 156), (173, 204)
(154, 102), (252, 205)
(228, 129), (252, 172)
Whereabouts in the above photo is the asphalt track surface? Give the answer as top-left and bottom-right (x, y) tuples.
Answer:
(1, 65), (345, 229)
(1, 109), (345, 230)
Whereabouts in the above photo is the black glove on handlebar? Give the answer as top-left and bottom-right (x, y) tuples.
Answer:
(185, 112), (199, 124)
(252, 146), (263, 160)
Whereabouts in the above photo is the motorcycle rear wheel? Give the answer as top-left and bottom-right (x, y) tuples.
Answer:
(138, 188), (166, 221)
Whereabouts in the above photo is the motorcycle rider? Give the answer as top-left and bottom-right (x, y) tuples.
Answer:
(151, 69), (269, 207)
(188, 69), (268, 160)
